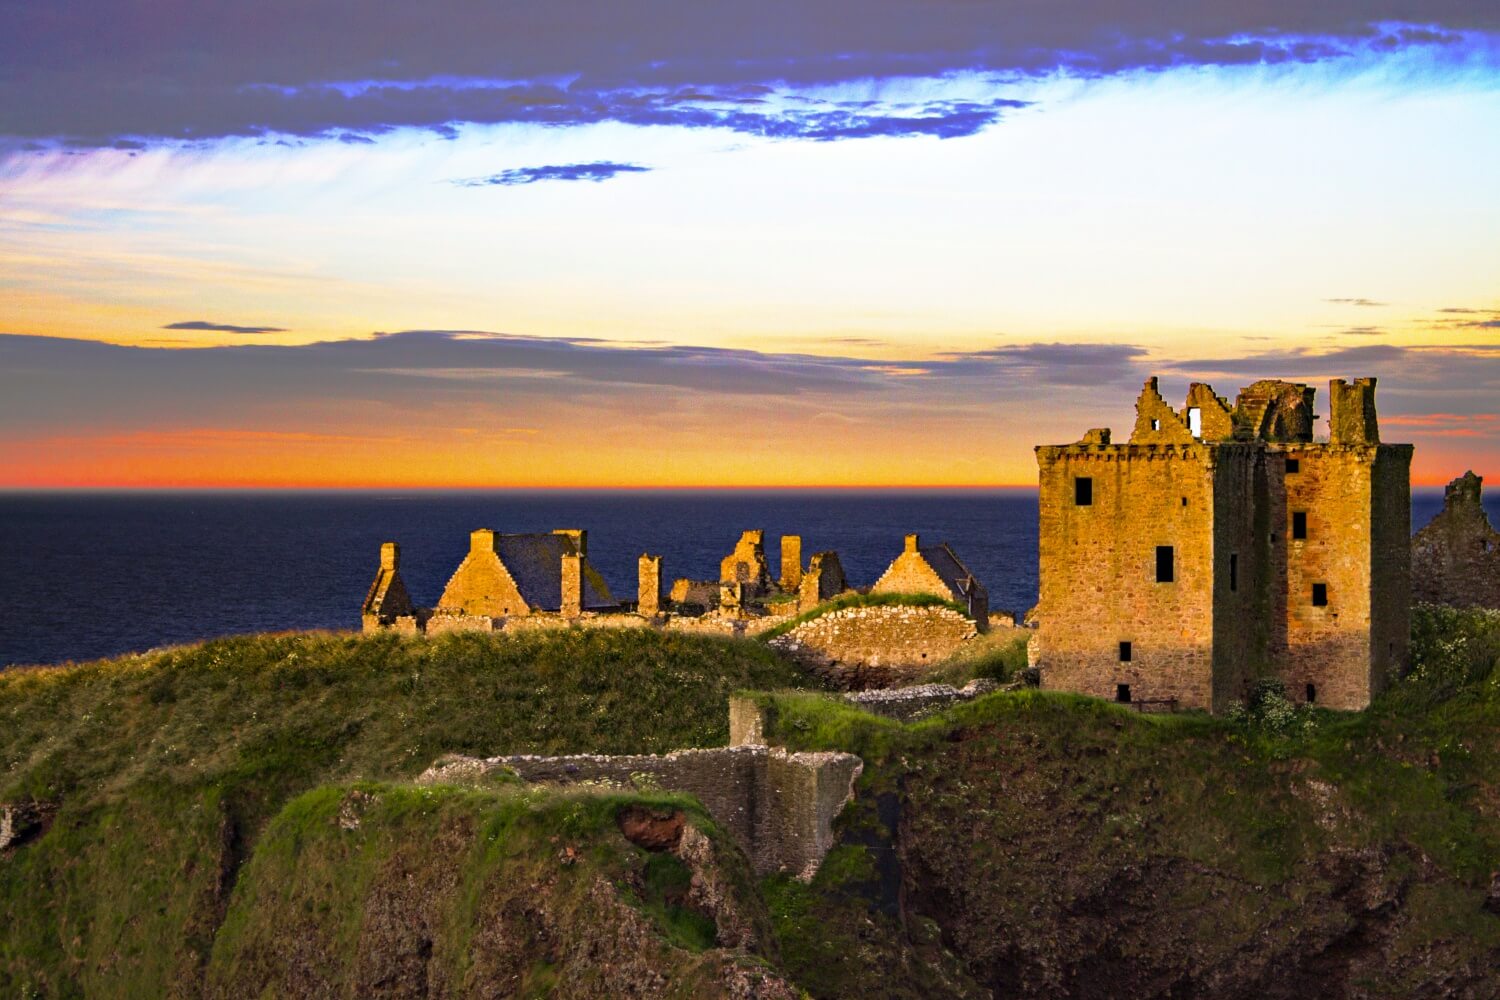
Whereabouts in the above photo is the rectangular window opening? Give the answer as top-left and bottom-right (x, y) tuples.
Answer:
(1180, 496), (1187, 507)
(1155, 545), (1175, 583)
(1229, 553), (1238, 592)
(1150, 418), (1161, 431)
(1312, 583), (1328, 607)
(1292, 511), (1308, 540)
(1074, 476), (1093, 506)
(1187, 406), (1202, 438)
(1305, 683), (1317, 704)
(1119, 641), (1132, 663)
(1286, 457), (1300, 474)
(1116, 683), (1132, 704)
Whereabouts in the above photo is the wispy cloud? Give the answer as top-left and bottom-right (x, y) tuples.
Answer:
(453, 162), (650, 187)
(1324, 297), (1387, 307)
(162, 320), (288, 335)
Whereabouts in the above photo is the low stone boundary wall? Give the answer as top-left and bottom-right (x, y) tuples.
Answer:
(419, 745), (861, 880)
(840, 679), (1001, 722)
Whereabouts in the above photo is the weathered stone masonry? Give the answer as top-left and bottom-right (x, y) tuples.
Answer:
(420, 743), (862, 880)
(1034, 376), (1412, 712)
(1412, 471), (1500, 610)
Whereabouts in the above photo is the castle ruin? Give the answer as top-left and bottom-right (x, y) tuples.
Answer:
(1412, 471), (1500, 609)
(1034, 376), (1412, 712)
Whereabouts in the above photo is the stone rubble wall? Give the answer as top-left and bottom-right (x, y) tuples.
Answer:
(419, 745), (862, 881)
(1412, 472), (1500, 610)
(767, 604), (977, 677)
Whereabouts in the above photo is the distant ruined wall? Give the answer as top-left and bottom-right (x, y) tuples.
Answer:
(798, 552), (848, 612)
(638, 554), (663, 617)
(769, 604), (976, 675)
(1413, 472), (1500, 610)
(420, 745), (862, 880)
(719, 530), (773, 596)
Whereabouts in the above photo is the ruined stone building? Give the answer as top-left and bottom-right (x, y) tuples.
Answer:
(672, 531), (826, 614)
(360, 542), (419, 632)
(1412, 471), (1500, 609)
(362, 528), (619, 635)
(798, 551), (849, 612)
(873, 533), (989, 629)
(1034, 376), (1412, 712)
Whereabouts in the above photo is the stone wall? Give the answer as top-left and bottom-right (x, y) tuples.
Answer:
(719, 530), (773, 595)
(419, 745), (862, 880)
(1034, 442), (1219, 710)
(1275, 444), (1410, 709)
(768, 604), (976, 686)
(638, 554), (663, 617)
(1413, 472), (1500, 610)
(797, 552), (848, 612)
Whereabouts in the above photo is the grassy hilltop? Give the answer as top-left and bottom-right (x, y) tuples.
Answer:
(2, 609), (1500, 998)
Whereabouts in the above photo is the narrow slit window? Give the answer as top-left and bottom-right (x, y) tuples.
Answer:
(1292, 511), (1308, 540)
(1119, 641), (1132, 663)
(1074, 476), (1093, 506)
(1229, 553), (1238, 592)
(1312, 583), (1328, 607)
(1155, 545), (1175, 583)
(1305, 683), (1317, 704)
(1116, 684), (1132, 704)
(1286, 458), (1300, 474)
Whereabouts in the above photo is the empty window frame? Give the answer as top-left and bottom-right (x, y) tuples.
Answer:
(1150, 418), (1161, 431)
(1074, 476), (1093, 506)
(1119, 641), (1133, 662)
(1229, 553), (1238, 592)
(1116, 684), (1132, 703)
(1187, 406), (1202, 438)
(1292, 511), (1308, 540)
(1312, 583), (1328, 606)
(1305, 683), (1317, 704)
(1286, 457), (1300, 474)
(1155, 545), (1175, 583)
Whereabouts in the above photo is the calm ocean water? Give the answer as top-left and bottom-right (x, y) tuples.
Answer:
(0, 488), (1490, 667)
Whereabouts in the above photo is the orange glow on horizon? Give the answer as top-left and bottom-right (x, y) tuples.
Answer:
(0, 424), (1492, 490)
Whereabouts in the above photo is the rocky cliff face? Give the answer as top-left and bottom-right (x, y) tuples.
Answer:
(759, 606), (1500, 999)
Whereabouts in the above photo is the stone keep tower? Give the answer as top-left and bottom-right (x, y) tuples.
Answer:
(1033, 376), (1411, 712)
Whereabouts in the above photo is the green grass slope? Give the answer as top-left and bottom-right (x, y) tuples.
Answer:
(752, 605), (1500, 999)
(0, 629), (808, 998)
(5, 610), (1500, 999)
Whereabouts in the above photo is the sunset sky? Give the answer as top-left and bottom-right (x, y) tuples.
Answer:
(1, 3), (1497, 487)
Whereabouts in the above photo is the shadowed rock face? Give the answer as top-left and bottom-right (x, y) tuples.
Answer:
(618, 804), (686, 851)
(1413, 471), (1500, 609)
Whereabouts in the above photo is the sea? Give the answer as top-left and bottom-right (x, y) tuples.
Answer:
(0, 488), (1492, 668)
